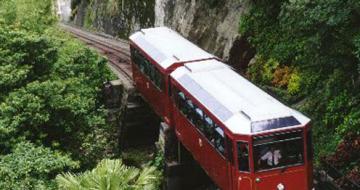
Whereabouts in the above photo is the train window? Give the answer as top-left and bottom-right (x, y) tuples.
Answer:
(154, 69), (163, 89)
(195, 107), (203, 117)
(185, 99), (194, 109)
(203, 115), (214, 141)
(253, 130), (304, 171)
(184, 99), (195, 122)
(307, 130), (313, 161)
(137, 52), (146, 73)
(130, 47), (164, 91)
(130, 48), (141, 68)
(237, 142), (250, 172)
(205, 115), (213, 126)
(147, 63), (154, 80)
(178, 91), (185, 100)
(194, 107), (205, 132)
(143, 60), (149, 74)
(251, 116), (300, 133)
(214, 126), (225, 155)
(178, 93), (187, 114)
(139, 60), (145, 73)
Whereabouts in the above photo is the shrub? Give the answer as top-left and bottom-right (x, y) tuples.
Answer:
(272, 66), (292, 88)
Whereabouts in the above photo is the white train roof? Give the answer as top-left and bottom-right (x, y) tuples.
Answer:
(129, 27), (215, 69)
(171, 59), (310, 135)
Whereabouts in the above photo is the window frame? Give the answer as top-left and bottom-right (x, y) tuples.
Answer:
(252, 130), (305, 172)
(237, 141), (251, 173)
(214, 126), (226, 156)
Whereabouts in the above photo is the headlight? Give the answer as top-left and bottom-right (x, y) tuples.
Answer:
(277, 183), (285, 190)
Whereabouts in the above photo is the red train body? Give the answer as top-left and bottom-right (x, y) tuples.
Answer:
(129, 27), (314, 190)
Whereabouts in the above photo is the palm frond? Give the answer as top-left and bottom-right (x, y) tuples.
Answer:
(56, 159), (160, 190)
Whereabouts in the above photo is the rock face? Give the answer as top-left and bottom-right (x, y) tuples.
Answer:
(73, 0), (155, 38)
(72, 0), (254, 70)
(155, 0), (252, 64)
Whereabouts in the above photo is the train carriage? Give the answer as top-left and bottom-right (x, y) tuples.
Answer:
(129, 27), (215, 125)
(129, 27), (314, 190)
(169, 59), (313, 190)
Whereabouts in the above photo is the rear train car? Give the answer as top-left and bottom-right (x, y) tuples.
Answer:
(129, 27), (215, 126)
(129, 27), (314, 190)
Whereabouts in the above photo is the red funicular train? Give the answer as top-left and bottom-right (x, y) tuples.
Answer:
(129, 27), (313, 190)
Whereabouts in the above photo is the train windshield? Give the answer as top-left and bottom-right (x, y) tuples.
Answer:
(253, 130), (304, 172)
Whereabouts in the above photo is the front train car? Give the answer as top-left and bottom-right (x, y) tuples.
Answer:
(170, 59), (313, 190)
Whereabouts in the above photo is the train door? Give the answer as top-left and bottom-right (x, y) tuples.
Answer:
(233, 141), (252, 190)
(130, 46), (166, 117)
(174, 91), (203, 163)
(142, 62), (165, 115)
(192, 108), (211, 174)
(205, 126), (231, 189)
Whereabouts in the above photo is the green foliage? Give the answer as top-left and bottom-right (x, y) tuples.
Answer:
(0, 141), (78, 190)
(121, 147), (156, 168)
(0, 0), (56, 33)
(323, 91), (353, 128)
(354, 34), (360, 75)
(56, 159), (161, 190)
(0, 1), (162, 189)
(247, 55), (279, 85)
(241, 0), (360, 69)
(0, 1), (119, 188)
(0, 28), (57, 93)
(241, 0), (360, 173)
(337, 111), (360, 136)
(0, 0), (17, 24)
(0, 25), (116, 167)
(151, 149), (164, 170)
(287, 71), (301, 95)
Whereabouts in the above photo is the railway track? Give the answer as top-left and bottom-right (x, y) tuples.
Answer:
(59, 24), (133, 85)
